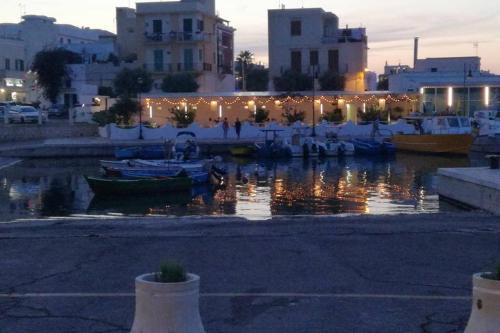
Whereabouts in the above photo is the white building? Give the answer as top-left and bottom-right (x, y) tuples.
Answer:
(387, 55), (500, 115)
(268, 7), (368, 92)
(0, 15), (114, 103)
(116, 0), (236, 93)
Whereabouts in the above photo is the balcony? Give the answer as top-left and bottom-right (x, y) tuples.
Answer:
(144, 62), (213, 74)
(144, 31), (210, 43)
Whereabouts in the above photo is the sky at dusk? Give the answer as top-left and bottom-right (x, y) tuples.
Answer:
(1, 0), (499, 74)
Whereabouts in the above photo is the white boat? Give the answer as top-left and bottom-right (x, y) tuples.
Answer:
(318, 134), (355, 157)
(172, 131), (200, 160)
(474, 110), (500, 137)
(284, 127), (320, 158)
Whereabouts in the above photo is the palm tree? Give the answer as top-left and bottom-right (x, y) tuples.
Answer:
(237, 51), (254, 91)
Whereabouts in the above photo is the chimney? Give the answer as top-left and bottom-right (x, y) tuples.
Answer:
(413, 37), (419, 68)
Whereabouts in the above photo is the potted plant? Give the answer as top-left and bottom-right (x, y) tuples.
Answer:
(131, 262), (205, 333)
(465, 263), (500, 333)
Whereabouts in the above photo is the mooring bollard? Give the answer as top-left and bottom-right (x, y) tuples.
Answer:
(486, 155), (499, 170)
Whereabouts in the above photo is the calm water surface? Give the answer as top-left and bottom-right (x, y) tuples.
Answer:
(0, 154), (479, 221)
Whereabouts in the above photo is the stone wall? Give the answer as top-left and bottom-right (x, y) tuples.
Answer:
(0, 122), (98, 143)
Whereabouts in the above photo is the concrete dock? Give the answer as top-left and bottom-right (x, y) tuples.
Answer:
(438, 167), (500, 214)
(0, 213), (499, 332)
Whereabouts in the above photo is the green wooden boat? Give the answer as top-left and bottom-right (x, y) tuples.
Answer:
(230, 145), (257, 157)
(85, 176), (192, 196)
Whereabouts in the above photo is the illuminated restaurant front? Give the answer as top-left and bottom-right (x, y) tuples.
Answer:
(143, 92), (420, 126)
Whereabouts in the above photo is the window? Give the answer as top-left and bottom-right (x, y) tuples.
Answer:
(291, 20), (302, 36)
(310, 50), (318, 66)
(328, 50), (339, 73)
(15, 59), (24, 71)
(5, 58), (10, 70)
(291, 51), (302, 72)
(431, 68), (438, 72)
(152, 20), (162, 34)
(184, 49), (194, 71)
(153, 49), (164, 72)
(183, 18), (193, 40)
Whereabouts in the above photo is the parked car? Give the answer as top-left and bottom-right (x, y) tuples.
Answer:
(47, 104), (68, 118)
(9, 106), (47, 123)
(0, 104), (18, 122)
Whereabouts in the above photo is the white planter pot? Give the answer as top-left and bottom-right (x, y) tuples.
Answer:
(131, 273), (205, 333)
(465, 273), (500, 333)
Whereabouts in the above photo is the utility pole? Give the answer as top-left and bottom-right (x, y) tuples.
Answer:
(311, 65), (317, 137)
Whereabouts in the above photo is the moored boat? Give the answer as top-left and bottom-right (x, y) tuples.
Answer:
(114, 145), (166, 160)
(172, 131), (200, 160)
(393, 115), (474, 155)
(230, 145), (257, 157)
(85, 175), (192, 196)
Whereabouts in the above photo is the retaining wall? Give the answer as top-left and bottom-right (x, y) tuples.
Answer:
(0, 123), (98, 143)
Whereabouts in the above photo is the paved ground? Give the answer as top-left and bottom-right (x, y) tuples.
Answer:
(0, 213), (499, 333)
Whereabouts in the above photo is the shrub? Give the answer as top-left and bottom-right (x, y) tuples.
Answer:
(252, 107), (269, 124)
(170, 106), (196, 128)
(155, 262), (187, 283)
(322, 108), (343, 123)
(161, 72), (199, 93)
(358, 106), (387, 122)
(318, 71), (345, 91)
(282, 107), (305, 125)
(92, 110), (115, 126)
(273, 70), (312, 92)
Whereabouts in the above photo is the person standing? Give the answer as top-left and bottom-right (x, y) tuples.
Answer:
(235, 118), (242, 139)
(222, 118), (229, 139)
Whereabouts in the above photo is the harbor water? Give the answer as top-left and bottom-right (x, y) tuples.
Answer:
(0, 154), (483, 222)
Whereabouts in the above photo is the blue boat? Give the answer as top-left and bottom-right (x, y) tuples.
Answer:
(350, 139), (396, 155)
(255, 129), (291, 159)
(114, 145), (166, 160)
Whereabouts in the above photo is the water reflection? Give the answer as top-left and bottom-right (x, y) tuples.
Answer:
(0, 154), (472, 221)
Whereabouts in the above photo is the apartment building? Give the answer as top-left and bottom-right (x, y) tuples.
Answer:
(268, 7), (368, 92)
(0, 15), (113, 102)
(116, 0), (236, 93)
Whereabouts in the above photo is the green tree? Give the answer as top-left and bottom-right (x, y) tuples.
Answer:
(318, 71), (345, 91)
(31, 49), (82, 103)
(108, 98), (141, 125)
(273, 70), (312, 92)
(246, 67), (269, 91)
(169, 106), (196, 128)
(237, 50), (254, 91)
(377, 75), (389, 90)
(322, 108), (344, 123)
(114, 68), (153, 98)
(161, 73), (200, 93)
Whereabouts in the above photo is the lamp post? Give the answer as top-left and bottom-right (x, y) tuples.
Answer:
(137, 77), (144, 140)
(311, 65), (318, 137)
(463, 64), (473, 117)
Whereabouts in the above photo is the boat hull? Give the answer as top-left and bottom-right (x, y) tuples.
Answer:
(392, 134), (474, 155)
(85, 176), (192, 196)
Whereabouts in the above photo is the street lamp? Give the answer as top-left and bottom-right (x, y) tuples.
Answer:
(137, 77), (144, 140)
(463, 64), (473, 116)
(311, 65), (318, 137)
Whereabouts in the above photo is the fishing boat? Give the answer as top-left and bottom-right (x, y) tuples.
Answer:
(318, 134), (355, 157)
(255, 129), (291, 159)
(284, 127), (320, 158)
(172, 131), (200, 160)
(85, 175), (192, 196)
(114, 145), (166, 160)
(392, 115), (474, 155)
(100, 159), (208, 175)
(349, 138), (395, 155)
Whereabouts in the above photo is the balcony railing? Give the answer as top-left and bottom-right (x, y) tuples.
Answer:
(144, 31), (210, 43)
(144, 62), (213, 73)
